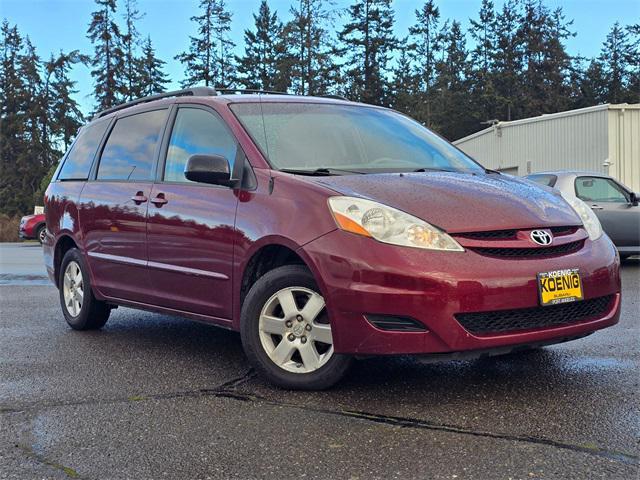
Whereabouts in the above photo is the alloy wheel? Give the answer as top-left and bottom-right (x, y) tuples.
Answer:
(258, 286), (334, 373)
(62, 261), (84, 317)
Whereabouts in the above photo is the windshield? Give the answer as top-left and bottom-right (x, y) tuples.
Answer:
(230, 102), (485, 174)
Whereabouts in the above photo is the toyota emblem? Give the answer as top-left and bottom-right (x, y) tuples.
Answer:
(530, 230), (553, 246)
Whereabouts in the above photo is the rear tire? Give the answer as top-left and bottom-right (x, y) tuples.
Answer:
(240, 265), (352, 390)
(59, 248), (110, 330)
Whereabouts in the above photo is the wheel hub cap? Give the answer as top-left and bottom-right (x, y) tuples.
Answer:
(62, 261), (84, 317)
(291, 323), (305, 337)
(258, 286), (334, 374)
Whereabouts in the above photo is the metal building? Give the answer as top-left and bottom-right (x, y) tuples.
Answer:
(453, 103), (640, 192)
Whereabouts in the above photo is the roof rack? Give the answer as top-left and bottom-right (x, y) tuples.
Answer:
(216, 88), (289, 96)
(92, 87), (351, 120)
(92, 87), (218, 120)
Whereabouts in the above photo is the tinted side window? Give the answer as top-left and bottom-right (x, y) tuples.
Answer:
(57, 120), (110, 180)
(575, 176), (628, 203)
(164, 108), (238, 183)
(97, 109), (167, 181)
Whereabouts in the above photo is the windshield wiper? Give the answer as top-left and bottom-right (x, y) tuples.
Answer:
(485, 168), (501, 174)
(412, 167), (457, 173)
(280, 167), (364, 176)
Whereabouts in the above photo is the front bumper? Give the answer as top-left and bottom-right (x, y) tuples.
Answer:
(302, 230), (621, 355)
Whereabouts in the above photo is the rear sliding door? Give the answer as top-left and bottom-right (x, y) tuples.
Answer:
(79, 108), (167, 303)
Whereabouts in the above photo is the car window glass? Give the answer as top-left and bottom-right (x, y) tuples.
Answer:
(575, 176), (628, 203)
(230, 102), (484, 174)
(97, 109), (167, 181)
(164, 108), (238, 183)
(57, 120), (110, 180)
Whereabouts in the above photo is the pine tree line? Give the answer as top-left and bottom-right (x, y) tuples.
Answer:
(0, 0), (169, 216)
(227, 0), (639, 140)
(0, 21), (86, 216)
(1, 0), (639, 217)
(87, 0), (169, 111)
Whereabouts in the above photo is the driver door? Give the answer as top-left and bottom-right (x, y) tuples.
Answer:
(574, 175), (639, 248)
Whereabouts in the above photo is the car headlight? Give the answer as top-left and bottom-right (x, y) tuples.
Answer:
(327, 196), (464, 251)
(561, 193), (603, 241)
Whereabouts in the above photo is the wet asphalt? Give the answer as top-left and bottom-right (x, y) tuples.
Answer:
(0, 242), (638, 479)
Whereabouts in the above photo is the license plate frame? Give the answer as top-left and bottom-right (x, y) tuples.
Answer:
(537, 268), (584, 307)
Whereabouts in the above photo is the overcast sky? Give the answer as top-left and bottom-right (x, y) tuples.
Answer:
(2, 0), (639, 113)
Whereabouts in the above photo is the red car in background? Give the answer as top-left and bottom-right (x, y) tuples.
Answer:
(19, 213), (46, 244)
(43, 88), (621, 389)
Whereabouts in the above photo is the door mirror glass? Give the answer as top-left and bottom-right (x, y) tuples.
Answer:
(630, 192), (639, 206)
(184, 154), (233, 185)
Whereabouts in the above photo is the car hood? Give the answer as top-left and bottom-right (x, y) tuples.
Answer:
(310, 172), (581, 233)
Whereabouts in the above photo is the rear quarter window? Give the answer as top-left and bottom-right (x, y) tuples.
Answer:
(57, 120), (110, 180)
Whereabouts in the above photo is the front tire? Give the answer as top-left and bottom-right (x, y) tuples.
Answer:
(59, 248), (110, 330)
(240, 265), (352, 390)
(36, 224), (46, 244)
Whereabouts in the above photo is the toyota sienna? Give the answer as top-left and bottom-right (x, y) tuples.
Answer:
(43, 88), (621, 389)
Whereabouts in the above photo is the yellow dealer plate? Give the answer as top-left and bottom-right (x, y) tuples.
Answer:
(537, 269), (583, 306)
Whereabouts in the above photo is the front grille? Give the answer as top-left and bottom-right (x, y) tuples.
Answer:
(455, 295), (614, 335)
(470, 240), (584, 258)
(459, 229), (517, 240)
(550, 226), (579, 236)
(457, 226), (579, 241)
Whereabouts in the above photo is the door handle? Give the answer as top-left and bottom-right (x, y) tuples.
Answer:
(150, 194), (168, 206)
(590, 205), (604, 210)
(131, 192), (147, 204)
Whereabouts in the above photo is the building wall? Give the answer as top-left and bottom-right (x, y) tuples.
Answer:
(454, 104), (639, 192)
(608, 107), (640, 192)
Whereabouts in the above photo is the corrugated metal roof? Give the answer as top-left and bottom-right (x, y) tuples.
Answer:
(454, 103), (640, 145)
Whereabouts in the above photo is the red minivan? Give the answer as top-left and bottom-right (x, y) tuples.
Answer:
(43, 88), (621, 389)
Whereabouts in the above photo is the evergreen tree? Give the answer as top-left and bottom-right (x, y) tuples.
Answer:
(175, 0), (236, 88)
(284, 0), (337, 95)
(390, 39), (419, 117)
(517, 1), (574, 117)
(408, 0), (443, 126)
(491, 0), (524, 120)
(626, 24), (640, 101)
(237, 0), (288, 91)
(598, 22), (633, 103)
(573, 57), (608, 107)
(137, 36), (169, 96)
(433, 21), (475, 139)
(121, 0), (145, 100)
(44, 50), (87, 149)
(0, 21), (29, 215)
(338, 0), (398, 105)
(87, 0), (126, 112)
(17, 38), (50, 209)
(468, 0), (497, 123)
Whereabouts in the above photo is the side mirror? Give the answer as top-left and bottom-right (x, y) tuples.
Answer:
(184, 154), (234, 186)
(630, 192), (638, 206)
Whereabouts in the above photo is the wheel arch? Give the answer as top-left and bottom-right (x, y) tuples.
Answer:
(235, 238), (329, 329)
(53, 234), (79, 288)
